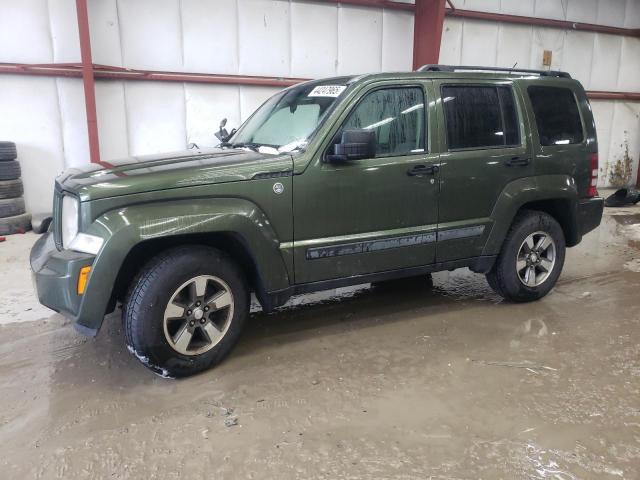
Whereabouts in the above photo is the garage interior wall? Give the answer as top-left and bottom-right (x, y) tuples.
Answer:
(0, 0), (414, 215)
(0, 0), (638, 216)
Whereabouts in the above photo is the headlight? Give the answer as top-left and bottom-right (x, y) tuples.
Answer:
(61, 195), (104, 255)
(61, 195), (79, 248)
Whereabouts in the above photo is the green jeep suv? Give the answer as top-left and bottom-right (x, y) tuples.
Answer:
(31, 65), (604, 377)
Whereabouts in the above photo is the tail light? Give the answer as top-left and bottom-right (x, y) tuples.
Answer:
(587, 153), (599, 198)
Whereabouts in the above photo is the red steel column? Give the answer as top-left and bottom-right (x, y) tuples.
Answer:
(75, 0), (100, 164)
(412, 0), (446, 69)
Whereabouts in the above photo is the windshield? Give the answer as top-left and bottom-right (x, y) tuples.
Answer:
(228, 81), (348, 152)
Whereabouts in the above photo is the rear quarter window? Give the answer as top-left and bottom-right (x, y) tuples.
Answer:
(527, 86), (584, 146)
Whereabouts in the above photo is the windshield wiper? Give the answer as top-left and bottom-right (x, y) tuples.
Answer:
(231, 142), (262, 151)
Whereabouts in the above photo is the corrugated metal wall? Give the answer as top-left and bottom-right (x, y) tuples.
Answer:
(440, 0), (640, 192)
(0, 0), (638, 215)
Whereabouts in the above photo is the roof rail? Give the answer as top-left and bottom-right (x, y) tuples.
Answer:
(416, 64), (571, 79)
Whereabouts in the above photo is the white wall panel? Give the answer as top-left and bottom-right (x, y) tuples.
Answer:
(440, 18), (464, 65)
(625, 0), (640, 28)
(95, 82), (129, 160)
(48, 0), (81, 62)
(566, 0), (598, 24)
(496, 24), (533, 69)
(500, 0), (535, 16)
(606, 101), (640, 185)
(238, 0), (291, 76)
(461, 20), (498, 66)
(124, 82), (187, 156)
(185, 84), (241, 149)
(337, 6), (383, 74)
(56, 78), (89, 168)
(461, 0), (501, 13)
(561, 31), (594, 87)
(87, 0), (123, 66)
(618, 37), (640, 92)
(182, 0), (238, 74)
(591, 101), (615, 182)
(597, 0), (627, 27)
(0, 76), (65, 215)
(590, 34), (623, 91)
(117, 0), (183, 71)
(534, 0), (567, 21)
(381, 10), (414, 71)
(291, 2), (338, 78)
(0, 0), (53, 63)
(529, 27), (565, 70)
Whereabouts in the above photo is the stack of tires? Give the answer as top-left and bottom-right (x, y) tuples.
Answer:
(0, 141), (31, 235)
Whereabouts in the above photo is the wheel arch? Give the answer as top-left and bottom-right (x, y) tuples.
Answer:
(76, 198), (291, 333)
(110, 231), (271, 312)
(483, 175), (581, 256)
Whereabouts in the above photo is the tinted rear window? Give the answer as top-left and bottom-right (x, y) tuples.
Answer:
(528, 86), (583, 146)
(442, 86), (520, 150)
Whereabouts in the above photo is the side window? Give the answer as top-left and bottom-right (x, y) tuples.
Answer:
(528, 86), (583, 146)
(442, 85), (521, 150)
(342, 87), (425, 157)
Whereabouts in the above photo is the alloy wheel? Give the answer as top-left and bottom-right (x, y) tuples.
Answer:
(162, 275), (234, 356)
(516, 231), (556, 287)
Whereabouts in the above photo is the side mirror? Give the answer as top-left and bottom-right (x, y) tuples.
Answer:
(215, 118), (229, 141)
(326, 129), (376, 162)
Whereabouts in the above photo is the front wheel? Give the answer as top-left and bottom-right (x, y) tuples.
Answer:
(123, 246), (249, 378)
(486, 210), (565, 302)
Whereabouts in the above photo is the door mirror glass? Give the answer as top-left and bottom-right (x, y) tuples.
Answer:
(326, 129), (376, 162)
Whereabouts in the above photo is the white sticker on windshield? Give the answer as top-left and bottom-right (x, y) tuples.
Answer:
(308, 85), (346, 97)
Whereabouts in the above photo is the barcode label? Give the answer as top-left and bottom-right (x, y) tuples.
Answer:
(308, 85), (346, 97)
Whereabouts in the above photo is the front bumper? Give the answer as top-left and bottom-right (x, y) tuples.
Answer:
(30, 232), (97, 335)
(577, 197), (604, 237)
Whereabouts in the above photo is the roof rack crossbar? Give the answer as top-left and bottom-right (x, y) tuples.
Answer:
(416, 64), (571, 79)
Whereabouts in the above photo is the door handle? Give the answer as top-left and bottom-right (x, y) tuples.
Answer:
(504, 156), (531, 167)
(407, 164), (439, 176)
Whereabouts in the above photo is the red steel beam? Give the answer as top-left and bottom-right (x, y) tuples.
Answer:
(2, 63), (639, 101)
(75, 0), (101, 165)
(445, 8), (640, 37)
(307, 0), (414, 11)
(413, 0), (446, 68)
(587, 91), (640, 101)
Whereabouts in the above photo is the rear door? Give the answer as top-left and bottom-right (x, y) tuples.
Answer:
(433, 79), (534, 262)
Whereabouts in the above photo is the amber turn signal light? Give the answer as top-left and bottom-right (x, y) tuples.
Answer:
(77, 266), (91, 295)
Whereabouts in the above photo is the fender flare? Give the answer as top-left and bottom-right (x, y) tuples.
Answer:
(482, 174), (580, 256)
(77, 198), (290, 332)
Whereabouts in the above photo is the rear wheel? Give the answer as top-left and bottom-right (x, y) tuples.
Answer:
(486, 210), (565, 302)
(123, 246), (249, 378)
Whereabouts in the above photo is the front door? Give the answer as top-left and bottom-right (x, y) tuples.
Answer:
(292, 82), (440, 284)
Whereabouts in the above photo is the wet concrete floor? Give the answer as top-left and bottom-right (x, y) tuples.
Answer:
(0, 207), (639, 479)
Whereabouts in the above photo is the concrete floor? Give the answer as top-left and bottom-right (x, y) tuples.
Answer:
(1, 204), (639, 479)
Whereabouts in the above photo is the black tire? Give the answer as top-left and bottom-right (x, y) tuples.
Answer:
(0, 213), (32, 235)
(486, 210), (565, 302)
(123, 245), (249, 378)
(0, 142), (17, 161)
(0, 179), (24, 199)
(0, 198), (25, 218)
(0, 161), (21, 180)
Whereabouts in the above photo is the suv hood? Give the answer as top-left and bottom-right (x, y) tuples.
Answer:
(58, 147), (294, 201)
